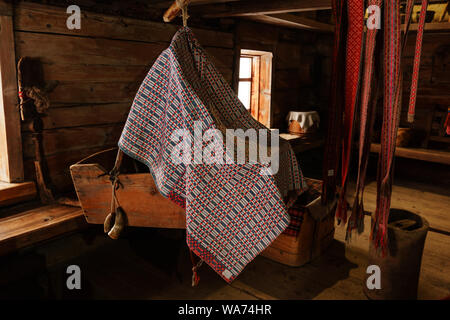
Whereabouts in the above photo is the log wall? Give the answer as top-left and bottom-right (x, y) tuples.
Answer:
(13, 2), (332, 194)
(13, 2), (234, 192)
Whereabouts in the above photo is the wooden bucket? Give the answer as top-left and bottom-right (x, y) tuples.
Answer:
(70, 148), (186, 229)
(364, 209), (429, 300)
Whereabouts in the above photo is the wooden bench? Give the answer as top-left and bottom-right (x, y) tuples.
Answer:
(0, 204), (87, 256)
(0, 181), (37, 207)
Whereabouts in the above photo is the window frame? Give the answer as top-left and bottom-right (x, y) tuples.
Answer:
(237, 49), (273, 128)
(0, 3), (24, 183)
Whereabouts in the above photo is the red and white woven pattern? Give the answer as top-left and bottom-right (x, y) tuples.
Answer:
(347, 0), (382, 239)
(373, 0), (403, 253)
(336, 0), (364, 224)
(119, 28), (306, 282)
(407, 0), (429, 123)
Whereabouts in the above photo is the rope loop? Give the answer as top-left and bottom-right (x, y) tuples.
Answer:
(176, 0), (189, 27)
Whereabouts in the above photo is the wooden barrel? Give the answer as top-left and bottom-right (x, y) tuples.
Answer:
(364, 209), (429, 300)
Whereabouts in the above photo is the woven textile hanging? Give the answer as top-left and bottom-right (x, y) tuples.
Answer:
(372, 0), (403, 253)
(407, 0), (429, 123)
(347, 0), (382, 239)
(335, 0), (364, 224)
(119, 27), (306, 283)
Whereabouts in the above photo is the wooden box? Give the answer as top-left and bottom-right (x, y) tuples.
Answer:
(262, 179), (335, 267)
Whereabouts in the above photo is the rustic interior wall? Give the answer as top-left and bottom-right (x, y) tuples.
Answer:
(14, 1), (234, 193)
(14, 2), (332, 195)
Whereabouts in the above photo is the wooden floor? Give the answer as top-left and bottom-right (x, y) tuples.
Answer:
(2, 179), (449, 300)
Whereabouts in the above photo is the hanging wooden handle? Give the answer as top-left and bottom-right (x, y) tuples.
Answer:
(163, 0), (190, 22)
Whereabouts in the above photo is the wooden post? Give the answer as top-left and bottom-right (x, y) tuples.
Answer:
(0, 1), (24, 182)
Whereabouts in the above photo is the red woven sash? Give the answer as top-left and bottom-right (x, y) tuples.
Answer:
(372, 0), (402, 253)
(335, 0), (364, 224)
(347, 0), (382, 239)
(407, 0), (429, 123)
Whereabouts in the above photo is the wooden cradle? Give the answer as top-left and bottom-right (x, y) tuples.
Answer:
(71, 148), (334, 267)
(70, 148), (186, 229)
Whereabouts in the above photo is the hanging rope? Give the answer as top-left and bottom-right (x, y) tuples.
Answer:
(176, 0), (189, 27)
(189, 250), (203, 287)
(102, 150), (127, 239)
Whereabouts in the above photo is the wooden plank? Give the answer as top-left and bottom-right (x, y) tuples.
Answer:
(23, 145), (116, 193)
(0, 11), (23, 182)
(47, 81), (138, 104)
(370, 143), (450, 165)
(14, 31), (233, 86)
(0, 181), (36, 207)
(70, 164), (186, 229)
(39, 59), (232, 89)
(403, 32), (449, 58)
(22, 123), (125, 159)
(15, 31), (167, 67)
(403, 22), (450, 32)
(248, 14), (334, 32)
(39, 64), (150, 83)
(14, 2), (233, 49)
(258, 52), (272, 127)
(0, 204), (87, 256)
(35, 103), (130, 130)
(0, 0), (12, 16)
(346, 180), (450, 234)
(193, 0), (332, 18)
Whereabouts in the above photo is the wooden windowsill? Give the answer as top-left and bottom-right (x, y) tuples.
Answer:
(0, 204), (87, 256)
(0, 181), (37, 207)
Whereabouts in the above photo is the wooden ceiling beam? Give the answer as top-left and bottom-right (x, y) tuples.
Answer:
(247, 13), (334, 32)
(192, 0), (332, 18)
(163, 0), (241, 22)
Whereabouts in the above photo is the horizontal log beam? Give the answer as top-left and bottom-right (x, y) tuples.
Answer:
(248, 13), (334, 32)
(192, 0), (332, 18)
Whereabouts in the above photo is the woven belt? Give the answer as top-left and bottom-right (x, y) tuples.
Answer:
(335, 0), (364, 224)
(372, 0), (403, 254)
(407, 0), (429, 123)
(347, 0), (383, 240)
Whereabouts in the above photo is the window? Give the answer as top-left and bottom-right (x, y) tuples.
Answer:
(237, 49), (273, 128)
(0, 12), (24, 183)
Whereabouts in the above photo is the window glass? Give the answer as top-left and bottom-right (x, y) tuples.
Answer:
(238, 81), (251, 109)
(239, 57), (252, 79)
